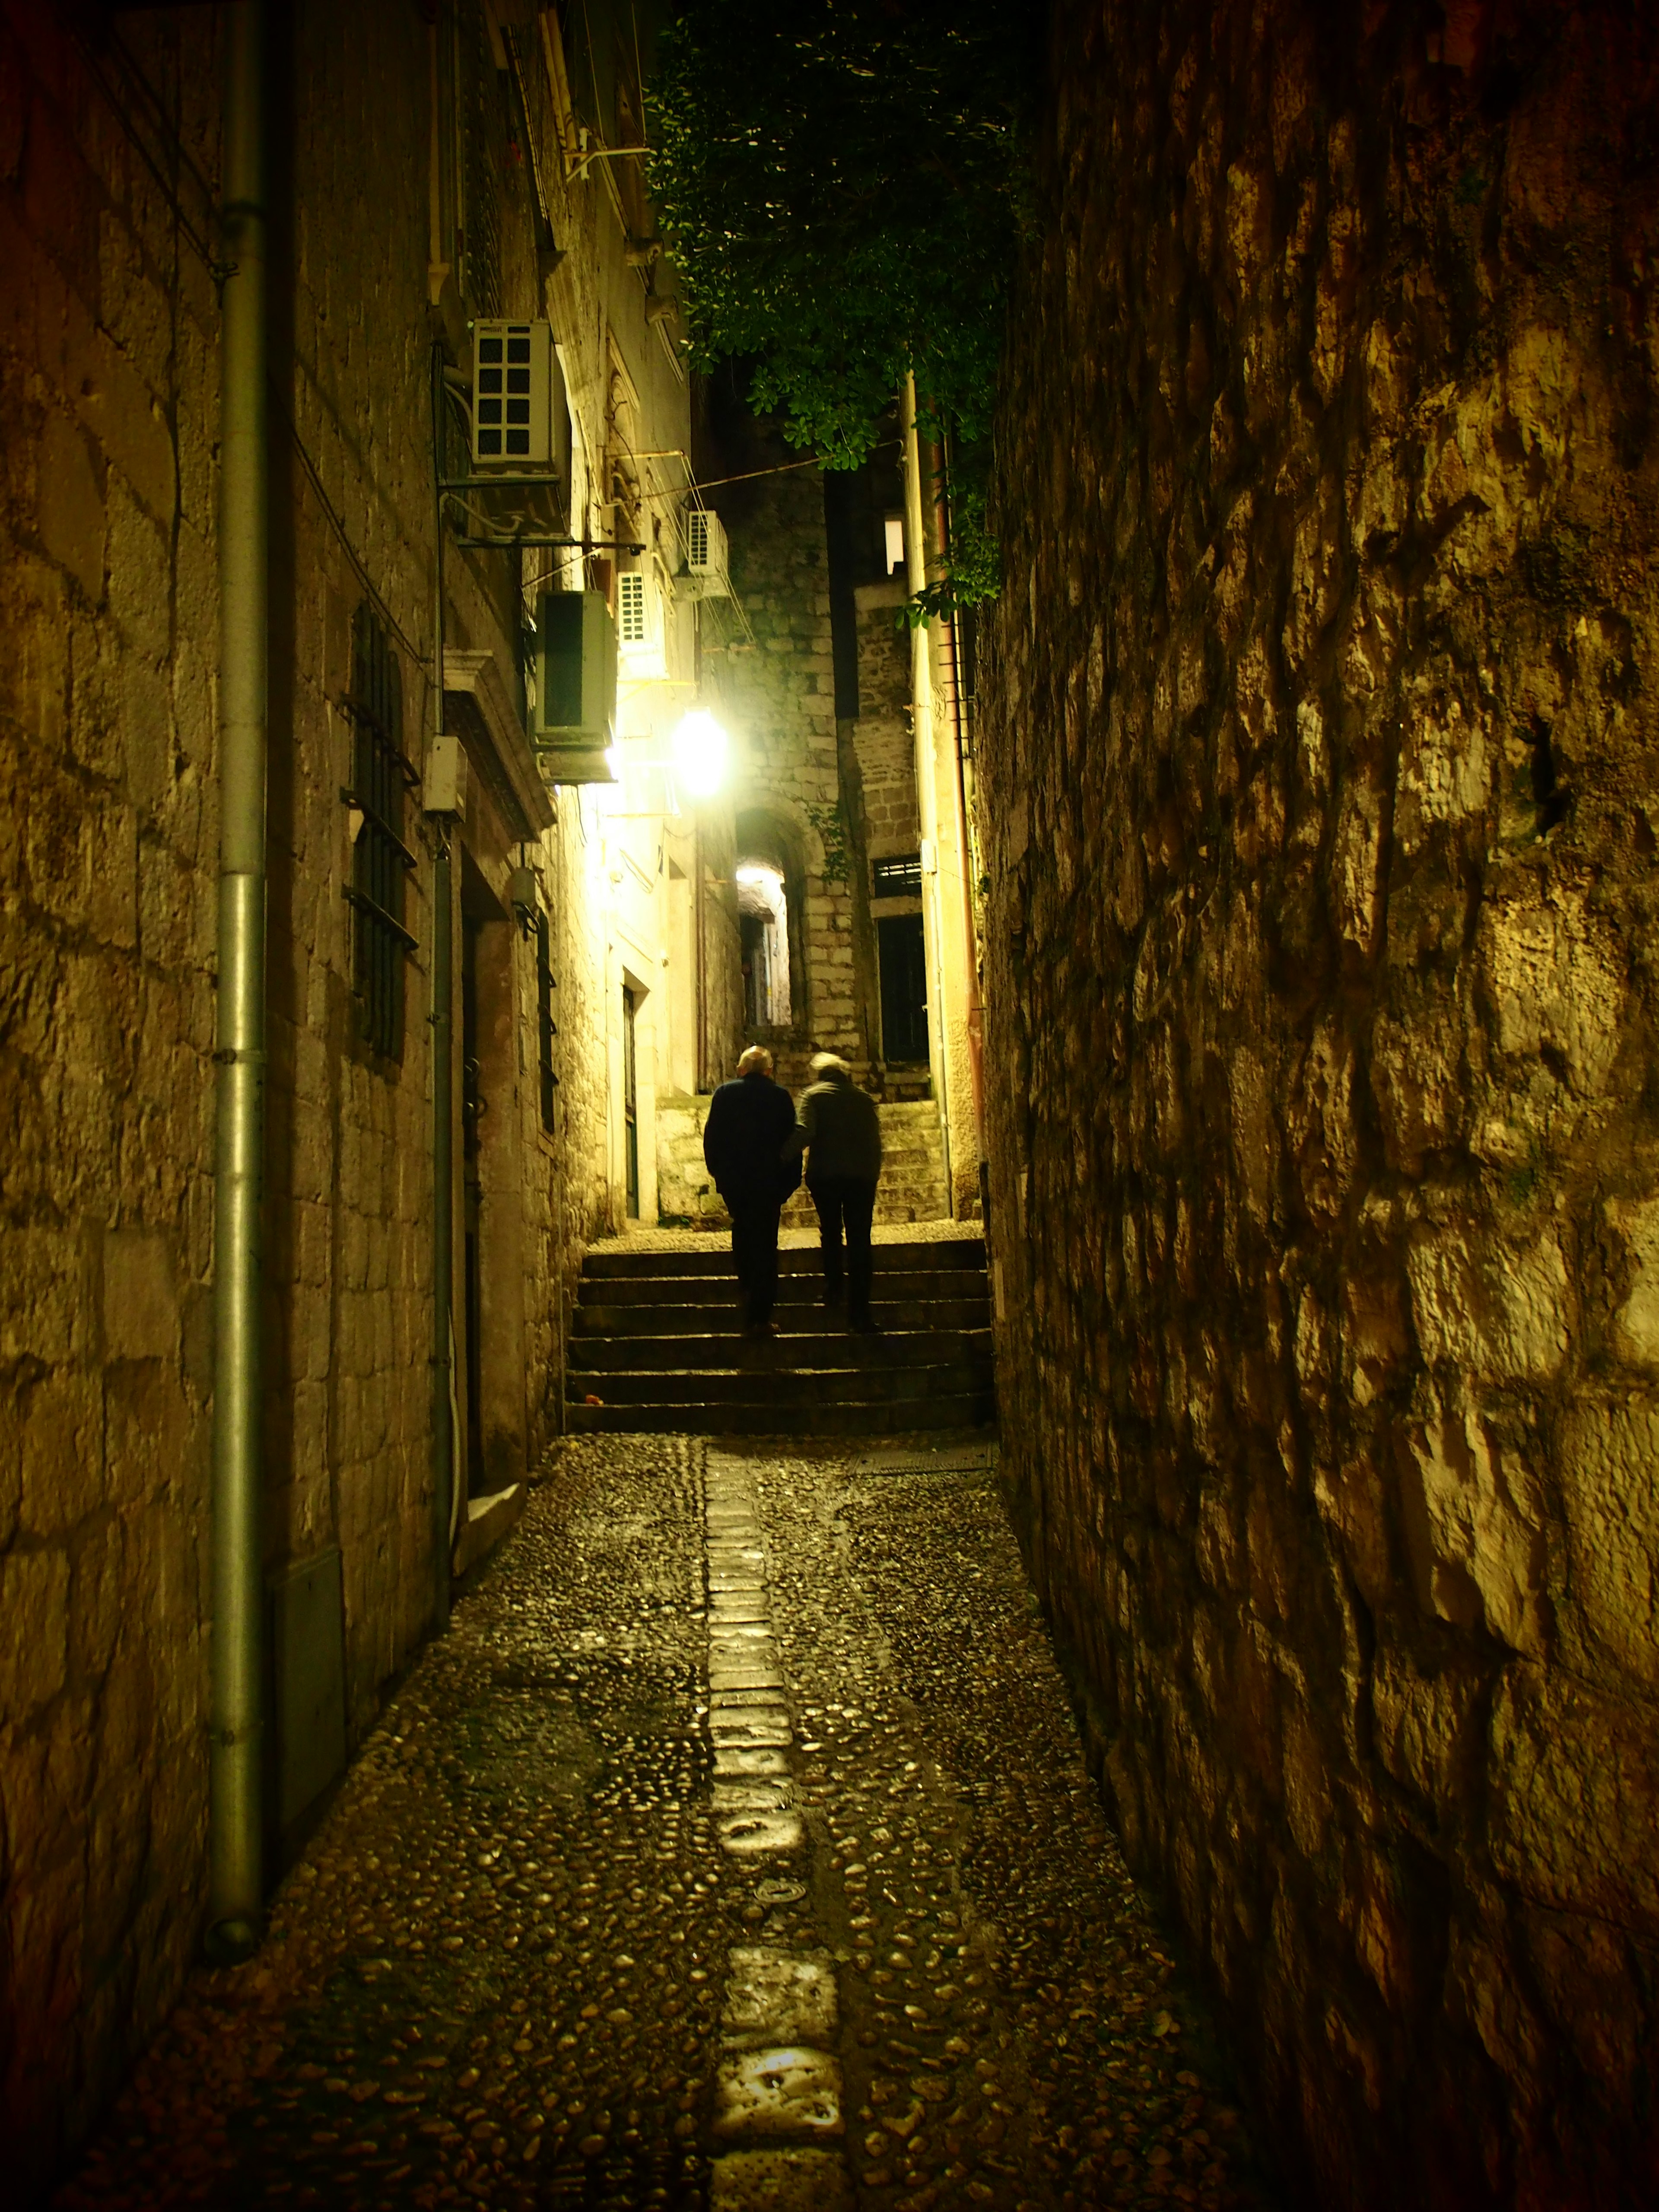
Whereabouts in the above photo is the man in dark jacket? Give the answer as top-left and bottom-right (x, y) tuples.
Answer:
(702, 1045), (800, 1337)
(789, 1052), (883, 1332)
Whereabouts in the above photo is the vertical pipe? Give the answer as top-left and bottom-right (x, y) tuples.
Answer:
(928, 458), (986, 1156)
(430, 340), (454, 1631)
(208, 0), (268, 1963)
(901, 375), (953, 1213)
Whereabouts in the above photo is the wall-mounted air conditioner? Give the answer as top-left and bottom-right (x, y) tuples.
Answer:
(472, 321), (559, 466)
(530, 591), (617, 781)
(681, 506), (730, 598)
(617, 570), (648, 647)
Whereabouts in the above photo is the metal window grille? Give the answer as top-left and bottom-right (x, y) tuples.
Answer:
(872, 852), (923, 898)
(534, 909), (559, 1131)
(344, 604), (416, 1062)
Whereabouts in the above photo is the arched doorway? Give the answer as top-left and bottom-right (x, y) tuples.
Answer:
(736, 861), (791, 1028)
(734, 808), (808, 1042)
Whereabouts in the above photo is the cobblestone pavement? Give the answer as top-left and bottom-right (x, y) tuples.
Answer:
(59, 1438), (1271, 2212)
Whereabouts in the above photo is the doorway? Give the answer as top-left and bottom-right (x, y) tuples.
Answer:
(736, 861), (791, 1028)
(878, 913), (929, 1065)
(623, 983), (640, 1220)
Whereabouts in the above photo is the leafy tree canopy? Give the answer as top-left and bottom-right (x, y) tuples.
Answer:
(647, 0), (1033, 476)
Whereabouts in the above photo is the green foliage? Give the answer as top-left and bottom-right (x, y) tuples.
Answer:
(648, 0), (1031, 474)
(899, 478), (998, 629)
(803, 801), (852, 888)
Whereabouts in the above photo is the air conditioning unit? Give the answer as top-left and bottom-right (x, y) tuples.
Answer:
(530, 591), (617, 782)
(617, 570), (648, 647)
(472, 320), (557, 466)
(682, 506), (730, 597)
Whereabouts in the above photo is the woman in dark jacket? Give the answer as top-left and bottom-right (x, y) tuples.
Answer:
(789, 1053), (883, 1332)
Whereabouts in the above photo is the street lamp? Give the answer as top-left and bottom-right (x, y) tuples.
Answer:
(671, 710), (728, 798)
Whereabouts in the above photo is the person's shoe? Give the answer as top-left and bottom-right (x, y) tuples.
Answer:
(848, 1313), (881, 1336)
(745, 1319), (778, 1340)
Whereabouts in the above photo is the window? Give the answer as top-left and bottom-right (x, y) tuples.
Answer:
(872, 852), (923, 898)
(534, 909), (558, 1132)
(343, 604), (416, 1062)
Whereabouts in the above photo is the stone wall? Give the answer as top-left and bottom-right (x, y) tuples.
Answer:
(980, 3), (1659, 2205)
(853, 578), (919, 862)
(0, 4), (620, 2196)
(0, 11), (222, 2191)
(706, 464), (873, 1081)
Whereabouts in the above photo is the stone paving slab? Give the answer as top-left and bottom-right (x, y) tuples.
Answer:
(56, 1434), (1272, 2212)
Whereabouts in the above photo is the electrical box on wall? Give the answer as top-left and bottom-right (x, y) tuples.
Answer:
(531, 591), (617, 781)
(472, 321), (558, 465)
(422, 733), (468, 817)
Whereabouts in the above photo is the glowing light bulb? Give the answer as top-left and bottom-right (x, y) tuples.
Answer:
(671, 710), (728, 798)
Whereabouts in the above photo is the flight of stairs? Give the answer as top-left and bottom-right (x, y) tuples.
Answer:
(565, 1237), (994, 1436)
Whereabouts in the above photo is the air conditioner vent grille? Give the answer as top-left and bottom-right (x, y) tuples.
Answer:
(618, 572), (648, 645)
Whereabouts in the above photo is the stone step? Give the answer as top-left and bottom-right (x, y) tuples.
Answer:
(582, 1266), (986, 1306)
(565, 1392), (990, 1437)
(569, 1328), (992, 1372)
(569, 1217), (992, 1437)
(567, 1362), (977, 1408)
(573, 1295), (991, 1337)
(581, 1240), (987, 1279)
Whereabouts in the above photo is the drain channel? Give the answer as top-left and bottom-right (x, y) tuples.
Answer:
(704, 1449), (852, 2210)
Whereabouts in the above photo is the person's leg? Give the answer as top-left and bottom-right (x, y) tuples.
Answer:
(731, 1201), (765, 1329)
(845, 1179), (877, 1327)
(811, 1178), (846, 1308)
(750, 1201), (782, 1328)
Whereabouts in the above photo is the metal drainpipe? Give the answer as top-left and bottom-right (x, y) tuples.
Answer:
(927, 442), (986, 1162)
(429, 339), (454, 1630)
(207, 0), (269, 1964)
(901, 375), (953, 1213)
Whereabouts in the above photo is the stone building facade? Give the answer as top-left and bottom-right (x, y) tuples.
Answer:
(980, 2), (1659, 2204)
(654, 396), (982, 1222)
(0, 2), (730, 2194)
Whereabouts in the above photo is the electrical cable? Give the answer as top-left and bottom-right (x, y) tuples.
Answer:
(273, 381), (430, 670)
(65, 19), (225, 280)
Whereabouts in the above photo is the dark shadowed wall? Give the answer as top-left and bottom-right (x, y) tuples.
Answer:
(981, 3), (1659, 2204)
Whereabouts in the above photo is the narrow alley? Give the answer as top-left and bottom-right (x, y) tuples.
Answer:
(6, 1), (1659, 2206)
(57, 1425), (1262, 2212)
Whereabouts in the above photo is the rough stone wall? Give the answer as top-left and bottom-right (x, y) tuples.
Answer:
(707, 467), (868, 1080)
(980, 4), (1659, 2206)
(853, 579), (919, 861)
(0, 10), (222, 2192)
(267, 0), (443, 1735)
(0, 3), (621, 2194)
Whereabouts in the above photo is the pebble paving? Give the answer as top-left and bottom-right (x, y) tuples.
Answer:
(57, 1435), (1271, 2212)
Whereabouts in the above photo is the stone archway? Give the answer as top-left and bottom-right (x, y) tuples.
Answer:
(734, 807), (809, 1042)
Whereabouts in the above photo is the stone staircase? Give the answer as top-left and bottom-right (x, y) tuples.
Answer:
(566, 1236), (994, 1436)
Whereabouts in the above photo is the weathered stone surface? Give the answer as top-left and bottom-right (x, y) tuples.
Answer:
(980, 4), (1659, 2205)
(709, 2148), (853, 2212)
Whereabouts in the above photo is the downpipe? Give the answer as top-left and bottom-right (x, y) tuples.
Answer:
(429, 340), (454, 1631)
(207, 0), (269, 1965)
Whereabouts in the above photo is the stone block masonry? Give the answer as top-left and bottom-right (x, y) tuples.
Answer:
(0, 3), (623, 2197)
(708, 465), (877, 1073)
(979, 3), (1659, 2206)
